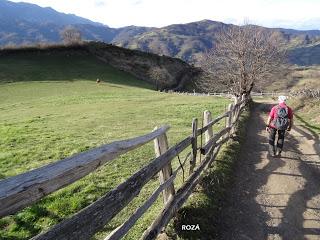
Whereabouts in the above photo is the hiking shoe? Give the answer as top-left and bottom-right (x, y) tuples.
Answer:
(268, 149), (276, 157)
(276, 149), (282, 157)
(269, 146), (276, 157)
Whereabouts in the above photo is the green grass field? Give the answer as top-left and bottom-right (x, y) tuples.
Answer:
(288, 66), (320, 135)
(289, 98), (320, 136)
(0, 52), (230, 239)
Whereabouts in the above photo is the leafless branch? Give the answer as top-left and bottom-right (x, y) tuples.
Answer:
(198, 24), (288, 96)
(60, 26), (82, 45)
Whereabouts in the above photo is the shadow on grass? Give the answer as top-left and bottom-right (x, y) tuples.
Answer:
(295, 114), (320, 132)
(0, 205), (63, 240)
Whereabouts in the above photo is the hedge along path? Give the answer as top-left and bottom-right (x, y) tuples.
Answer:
(0, 95), (248, 240)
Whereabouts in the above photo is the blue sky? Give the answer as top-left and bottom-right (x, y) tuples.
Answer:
(10, 0), (320, 29)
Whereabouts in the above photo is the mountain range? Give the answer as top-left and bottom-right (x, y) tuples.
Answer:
(1, 0), (320, 66)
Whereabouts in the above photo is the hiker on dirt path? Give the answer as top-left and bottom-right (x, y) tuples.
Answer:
(266, 96), (293, 157)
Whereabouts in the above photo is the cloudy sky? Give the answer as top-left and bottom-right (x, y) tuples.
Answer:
(10, 0), (320, 29)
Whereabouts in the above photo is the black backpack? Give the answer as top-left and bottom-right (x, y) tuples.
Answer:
(274, 106), (289, 130)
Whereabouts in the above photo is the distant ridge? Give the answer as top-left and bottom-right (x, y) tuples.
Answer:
(0, 0), (103, 26)
(1, 1), (320, 66)
(113, 20), (320, 66)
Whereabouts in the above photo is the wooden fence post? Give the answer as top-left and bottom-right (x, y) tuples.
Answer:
(227, 103), (233, 137)
(241, 94), (246, 107)
(233, 97), (239, 122)
(189, 118), (198, 175)
(203, 110), (214, 149)
(154, 128), (175, 204)
(232, 98), (239, 134)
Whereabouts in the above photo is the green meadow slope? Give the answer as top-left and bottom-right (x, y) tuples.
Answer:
(0, 51), (230, 239)
(261, 66), (320, 138)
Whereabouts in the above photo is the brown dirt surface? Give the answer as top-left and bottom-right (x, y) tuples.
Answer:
(219, 101), (320, 240)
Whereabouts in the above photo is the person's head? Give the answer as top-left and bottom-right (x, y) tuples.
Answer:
(278, 95), (287, 104)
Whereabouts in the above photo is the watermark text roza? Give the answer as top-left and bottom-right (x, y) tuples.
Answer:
(181, 224), (200, 231)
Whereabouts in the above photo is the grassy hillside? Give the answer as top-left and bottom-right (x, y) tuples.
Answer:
(289, 98), (320, 135)
(0, 50), (148, 87)
(0, 51), (229, 239)
(265, 65), (320, 92)
(290, 66), (320, 90)
(288, 42), (320, 66)
(0, 43), (204, 92)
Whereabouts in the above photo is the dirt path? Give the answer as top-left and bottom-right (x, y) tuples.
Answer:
(219, 102), (320, 240)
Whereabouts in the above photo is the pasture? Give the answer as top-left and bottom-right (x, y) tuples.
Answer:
(0, 52), (229, 239)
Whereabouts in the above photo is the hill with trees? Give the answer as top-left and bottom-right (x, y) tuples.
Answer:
(0, 42), (207, 91)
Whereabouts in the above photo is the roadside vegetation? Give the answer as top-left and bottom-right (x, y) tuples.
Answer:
(165, 102), (251, 239)
(0, 51), (230, 239)
(290, 98), (320, 135)
(286, 66), (320, 134)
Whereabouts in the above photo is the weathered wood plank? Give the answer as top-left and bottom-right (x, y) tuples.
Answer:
(227, 103), (233, 129)
(231, 98), (239, 135)
(200, 127), (231, 155)
(105, 175), (175, 240)
(241, 94), (247, 108)
(200, 99), (247, 155)
(203, 111), (214, 147)
(32, 136), (192, 240)
(196, 111), (229, 136)
(207, 139), (224, 169)
(142, 136), (225, 240)
(104, 153), (188, 240)
(0, 125), (170, 218)
(189, 118), (198, 175)
(233, 97), (247, 108)
(233, 105), (245, 125)
(154, 130), (175, 204)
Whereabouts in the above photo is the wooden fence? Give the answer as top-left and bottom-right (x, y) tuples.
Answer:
(164, 91), (234, 98)
(0, 95), (249, 240)
(169, 90), (320, 100)
(251, 90), (320, 99)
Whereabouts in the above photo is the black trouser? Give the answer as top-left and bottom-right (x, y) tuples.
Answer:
(269, 128), (285, 153)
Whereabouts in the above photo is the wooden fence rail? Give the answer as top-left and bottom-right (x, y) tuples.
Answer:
(0, 126), (170, 218)
(0, 95), (249, 240)
(170, 90), (320, 100)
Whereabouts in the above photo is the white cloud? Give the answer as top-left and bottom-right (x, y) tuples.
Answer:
(94, 1), (106, 7)
(9, 0), (320, 29)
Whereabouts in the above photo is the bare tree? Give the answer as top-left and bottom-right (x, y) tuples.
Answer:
(60, 26), (82, 45)
(198, 24), (288, 96)
(149, 66), (169, 90)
